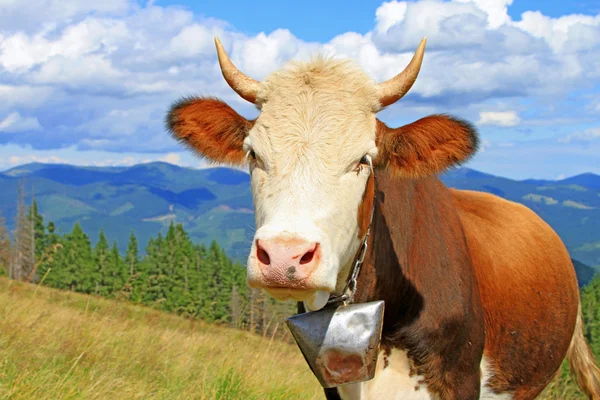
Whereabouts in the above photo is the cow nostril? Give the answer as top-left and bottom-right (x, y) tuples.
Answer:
(256, 241), (271, 265)
(299, 244), (319, 265)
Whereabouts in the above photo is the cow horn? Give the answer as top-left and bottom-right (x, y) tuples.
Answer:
(214, 37), (261, 103)
(376, 37), (427, 108)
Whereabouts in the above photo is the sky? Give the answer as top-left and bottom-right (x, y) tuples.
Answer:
(0, 0), (599, 180)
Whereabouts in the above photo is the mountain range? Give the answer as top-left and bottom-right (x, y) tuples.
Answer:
(0, 162), (598, 283)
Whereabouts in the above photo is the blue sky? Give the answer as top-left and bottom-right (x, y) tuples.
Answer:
(158, 0), (600, 41)
(0, 0), (599, 179)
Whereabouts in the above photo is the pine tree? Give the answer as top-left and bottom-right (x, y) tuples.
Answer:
(93, 230), (110, 296)
(13, 179), (35, 281)
(143, 234), (168, 306)
(581, 275), (600, 356)
(0, 210), (10, 276)
(109, 241), (127, 296)
(28, 199), (46, 260)
(60, 222), (94, 292)
(7, 207), (310, 342)
(37, 221), (59, 284)
(125, 231), (139, 276)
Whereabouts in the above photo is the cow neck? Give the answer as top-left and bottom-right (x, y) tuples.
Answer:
(351, 173), (484, 347)
(326, 172), (377, 306)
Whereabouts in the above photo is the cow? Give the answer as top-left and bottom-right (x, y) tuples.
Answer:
(166, 36), (600, 399)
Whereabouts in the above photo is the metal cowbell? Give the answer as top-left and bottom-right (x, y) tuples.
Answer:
(285, 300), (385, 388)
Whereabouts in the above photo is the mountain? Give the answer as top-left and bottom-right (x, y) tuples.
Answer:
(441, 168), (600, 268)
(0, 162), (254, 261)
(523, 173), (600, 189)
(572, 259), (597, 287)
(1, 163), (599, 270)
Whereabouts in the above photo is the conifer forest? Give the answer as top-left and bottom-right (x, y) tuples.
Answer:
(0, 180), (296, 341)
(0, 178), (598, 359)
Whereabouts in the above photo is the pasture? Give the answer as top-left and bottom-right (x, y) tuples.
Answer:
(0, 276), (593, 399)
(0, 277), (321, 400)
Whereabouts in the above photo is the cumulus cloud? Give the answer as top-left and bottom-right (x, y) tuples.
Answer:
(0, 85), (55, 112)
(0, 0), (598, 167)
(477, 111), (521, 127)
(0, 112), (42, 132)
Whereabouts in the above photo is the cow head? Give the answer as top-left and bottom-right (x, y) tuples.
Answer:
(167, 37), (478, 310)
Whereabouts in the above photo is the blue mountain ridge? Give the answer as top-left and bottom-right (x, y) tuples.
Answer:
(0, 162), (598, 285)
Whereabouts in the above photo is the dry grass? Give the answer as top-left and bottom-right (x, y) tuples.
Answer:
(0, 277), (587, 399)
(0, 278), (323, 400)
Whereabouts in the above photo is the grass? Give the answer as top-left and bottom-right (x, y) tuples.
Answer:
(0, 277), (591, 399)
(0, 278), (322, 400)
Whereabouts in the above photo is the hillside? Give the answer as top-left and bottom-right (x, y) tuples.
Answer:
(1, 162), (599, 269)
(0, 162), (255, 261)
(0, 275), (597, 399)
(0, 277), (321, 399)
(441, 168), (600, 268)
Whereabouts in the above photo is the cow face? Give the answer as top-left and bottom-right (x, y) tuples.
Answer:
(167, 37), (478, 310)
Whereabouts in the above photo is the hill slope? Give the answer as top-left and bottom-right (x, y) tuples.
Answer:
(1, 162), (599, 268)
(0, 162), (255, 260)
(0, 275), (595, 399)
(441, 168), (600, 267)
(0, 278), (321, 399)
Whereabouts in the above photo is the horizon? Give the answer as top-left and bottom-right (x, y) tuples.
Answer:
(0, 0), (599, 180)
(2, 160), (599, 182)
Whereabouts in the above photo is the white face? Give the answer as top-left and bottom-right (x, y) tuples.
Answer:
(243, 57), (381, 309)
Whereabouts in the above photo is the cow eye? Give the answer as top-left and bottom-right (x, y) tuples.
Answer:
(359, 155), (370, 165)
(247, 149), (266, 171)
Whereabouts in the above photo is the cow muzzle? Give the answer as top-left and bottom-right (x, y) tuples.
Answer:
(246, 233), (336, 301)
(255, 236), (321, 286)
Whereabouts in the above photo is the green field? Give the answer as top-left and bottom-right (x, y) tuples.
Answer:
(0, 277), (595, 399)
(0, 278), (322, 400)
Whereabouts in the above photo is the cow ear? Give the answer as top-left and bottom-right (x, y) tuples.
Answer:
(166, 96), (254, 166)
(375, 115), (479, 178)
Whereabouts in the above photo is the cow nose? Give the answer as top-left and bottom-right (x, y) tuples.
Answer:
(256, 237), (321, 282)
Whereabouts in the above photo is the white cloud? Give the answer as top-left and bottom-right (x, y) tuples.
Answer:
(0, 144), (204, 170)
(375, 1), (408, 34)
(479, 138), (492, 152)
(0, 0), (597, 175)
(456, 0), (513, 29)
(477, 111), (521, 127)
(0, 112), (42, 132)
(515, 11), (600, 53)
(0, 0), (130, 33)
(0, 85), (55, 112)
(559, 128), (600, 143)
(587, 98), (600, 113)
(160, 153), (181, 164)
(6, 154), (67, 166)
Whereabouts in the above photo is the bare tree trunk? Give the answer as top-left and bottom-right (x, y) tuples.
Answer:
(30, 191), (36, 281)
(231, 285), (240, 329)
(249, 288), (256, 333)
(262, 293), (268, 337)
(14, 179), (34, 281)
(184, 259), (189, 293)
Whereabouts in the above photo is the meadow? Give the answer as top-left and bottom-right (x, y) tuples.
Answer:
(0, 277), (322, 400)
(1, 276), (597, 399)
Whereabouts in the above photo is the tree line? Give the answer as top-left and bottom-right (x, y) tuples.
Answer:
(0, 180), (297, 340)
(0, 179), (599, 353)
